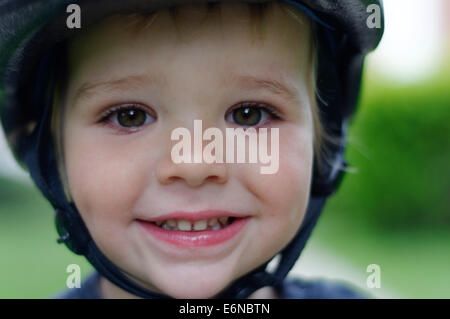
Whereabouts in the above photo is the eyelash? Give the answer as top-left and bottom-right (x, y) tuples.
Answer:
(98, 102), (283, 132)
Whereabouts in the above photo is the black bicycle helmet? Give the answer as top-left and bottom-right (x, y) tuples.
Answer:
(0, 0), (384, 298)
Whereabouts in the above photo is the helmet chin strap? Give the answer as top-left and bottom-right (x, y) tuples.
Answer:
(54, 194), (327, 299)
(85, 239), (172, 299)
(86, 238), (272, 299)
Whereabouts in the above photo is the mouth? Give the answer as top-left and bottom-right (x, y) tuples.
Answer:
(151, 216), (236, 231)
(137, 212), (250, 247)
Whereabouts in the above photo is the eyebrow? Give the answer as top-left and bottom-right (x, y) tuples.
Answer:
(72, 71), (302, 106)
(72, 73), (166, 105)
(224, 73), (302, 104)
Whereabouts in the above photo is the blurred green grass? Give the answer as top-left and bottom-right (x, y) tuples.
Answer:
(0, 176), (92, 298)
(335, 70), (450, 228)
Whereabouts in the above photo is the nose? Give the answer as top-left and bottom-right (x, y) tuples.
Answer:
(156, 156), (229, 187)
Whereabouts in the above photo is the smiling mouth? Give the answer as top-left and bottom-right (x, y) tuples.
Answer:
(138, 214), (249, 247)
(151, 217), (236, 232)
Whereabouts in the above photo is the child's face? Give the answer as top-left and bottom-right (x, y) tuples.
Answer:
(62, 3), (315, 298)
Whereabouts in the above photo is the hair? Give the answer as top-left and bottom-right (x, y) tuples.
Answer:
(51, 1), (328, 202)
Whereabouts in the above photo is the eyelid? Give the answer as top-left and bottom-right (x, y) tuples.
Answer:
(257, 103), (283, 120)
(98, 103), (156, 121)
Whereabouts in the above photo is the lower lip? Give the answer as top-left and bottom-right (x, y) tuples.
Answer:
(138, 218), (249, 247)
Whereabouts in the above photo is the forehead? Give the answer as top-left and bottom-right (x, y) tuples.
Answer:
(66, 2), (314, 102)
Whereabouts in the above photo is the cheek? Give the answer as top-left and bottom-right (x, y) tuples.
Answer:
(241, 124), (313, 249)
(63, 128), (154, 242)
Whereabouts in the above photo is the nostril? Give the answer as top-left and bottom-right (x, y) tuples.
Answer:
(168, 176), (182, 183)
(160, 176), (183, 185)
(157, 159), (228, 187)
(206, 174), (227, 184)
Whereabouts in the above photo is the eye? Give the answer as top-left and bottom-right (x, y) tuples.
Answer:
(100, 104), (156, 130)
(226, 102), (282, 127)
(117, 108), (147, 127)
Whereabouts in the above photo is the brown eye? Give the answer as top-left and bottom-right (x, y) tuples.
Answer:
(101, 104), (156, 130)
(226, 103), (281, 127)
(232, 106), (262, 126)
(117, 108), (147, 127)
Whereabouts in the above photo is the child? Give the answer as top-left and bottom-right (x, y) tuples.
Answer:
(0, 0), (384, 298)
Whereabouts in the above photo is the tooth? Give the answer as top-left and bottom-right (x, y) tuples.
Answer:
(162, 223), (171, 230)
(219, 217), (229, 225)
(166, 219), (176, 227)
(178, 220), (192, 231)
(208, 218), (218, 226)
(193, 220), (207, 231)
(211, 223), (222, 231)
(155, 220), (163, 226)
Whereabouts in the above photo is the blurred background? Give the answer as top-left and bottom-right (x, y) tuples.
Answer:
(1, 0), (449, 298)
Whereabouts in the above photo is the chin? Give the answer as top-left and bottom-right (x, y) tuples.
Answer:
(152, 272), (235, 299)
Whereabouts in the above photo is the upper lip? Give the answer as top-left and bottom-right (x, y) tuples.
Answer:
(141, 210), (248, 223)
